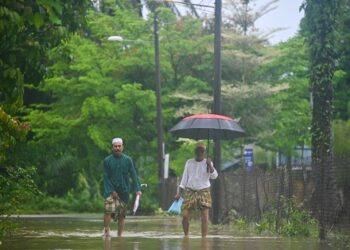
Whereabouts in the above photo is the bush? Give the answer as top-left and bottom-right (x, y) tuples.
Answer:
(256, 196), (318, 237)
(227, 209), (249, 231)
(20, 191), (103, 214)
(20, 188), (159, 214)
(0, 166), (38, 238)
(331, 231), (350, 249)
(278, 196), (318, 237)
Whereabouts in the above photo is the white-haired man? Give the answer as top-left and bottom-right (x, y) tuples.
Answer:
(103, 138), (141, 238)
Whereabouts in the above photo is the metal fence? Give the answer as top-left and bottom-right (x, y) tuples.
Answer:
(214, 154), (350, 239)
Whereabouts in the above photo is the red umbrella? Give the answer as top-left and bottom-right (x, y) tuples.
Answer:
(170, 114), (245, 171)
(170, 114), (245, 141)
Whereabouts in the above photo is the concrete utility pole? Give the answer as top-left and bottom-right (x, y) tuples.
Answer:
(212, 0), (222, 224)
(154, 13), (164, 181)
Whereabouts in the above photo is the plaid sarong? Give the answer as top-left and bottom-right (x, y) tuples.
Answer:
(182, 188), (212, 210)
(104, 195), (127, 221)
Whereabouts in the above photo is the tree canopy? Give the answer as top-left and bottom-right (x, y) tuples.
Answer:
(0, 1), (349, 234)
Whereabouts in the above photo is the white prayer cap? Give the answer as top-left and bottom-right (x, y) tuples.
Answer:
(112, 138), (123, 145)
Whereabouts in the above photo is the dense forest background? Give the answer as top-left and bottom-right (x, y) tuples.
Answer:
(1, 0), (349, 234)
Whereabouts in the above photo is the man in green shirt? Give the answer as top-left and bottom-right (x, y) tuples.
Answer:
(103, 138), (141, 238)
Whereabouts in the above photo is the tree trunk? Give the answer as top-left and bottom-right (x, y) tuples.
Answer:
(304, 0), (341, 240)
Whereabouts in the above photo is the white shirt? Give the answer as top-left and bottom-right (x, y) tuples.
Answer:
(179, 159), (218, 191)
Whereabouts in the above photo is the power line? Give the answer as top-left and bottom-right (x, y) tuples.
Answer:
(163, 0), (214, 8)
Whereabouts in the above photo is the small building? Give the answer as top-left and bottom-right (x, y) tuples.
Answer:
(276, 146), (312, 170)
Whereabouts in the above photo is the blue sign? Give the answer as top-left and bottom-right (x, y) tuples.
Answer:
(244, 148), (253, 172)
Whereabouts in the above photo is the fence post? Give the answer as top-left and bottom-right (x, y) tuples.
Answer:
(276, 167), (285, 232)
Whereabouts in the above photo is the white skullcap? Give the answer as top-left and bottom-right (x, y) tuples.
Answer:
(112, 138), (123, 145)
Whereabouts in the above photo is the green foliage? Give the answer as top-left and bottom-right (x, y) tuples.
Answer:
(225, 198), (317, 237)
(256, 36), (311, 155)
(20, 8), (158, 211)
(278, 197), (318, 237)
(333, 119), (350, 155)
(253, 146), (276, 170)
(0, 0), (91, 114)
(333, 0), (350, 121)
(0, 0), (91, 237)
(0, 107), (30, 159)
(170, 141), (200, 176)
(222, 83), (282, 140)
(333, 119), (350, 187)
(1, 0), (348, 224)
(331, 231), (350, 249)
(177, 76), (211, 95)
(227, 209), (249, 231)
(0, 166), (38, 237)
(21, 191), (102, 214)
(255, 210), (277, 235)
(0, 4), (218, 215)
(256, 197), (318, 237)
(159, 10), (213, 90)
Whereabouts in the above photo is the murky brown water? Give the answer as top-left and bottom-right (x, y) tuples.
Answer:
(0, 214), (329, 250)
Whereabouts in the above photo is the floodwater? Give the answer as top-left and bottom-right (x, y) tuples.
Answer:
(0, 214), (329, 250)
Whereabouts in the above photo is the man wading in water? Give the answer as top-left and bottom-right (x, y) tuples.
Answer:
(175, 143), (218, 238)
(103, 138), (141, 238)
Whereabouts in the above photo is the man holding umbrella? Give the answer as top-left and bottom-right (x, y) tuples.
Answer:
(175, 143), (218, 238)
(103, 138), (141, 238)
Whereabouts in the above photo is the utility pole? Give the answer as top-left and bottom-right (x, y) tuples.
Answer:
(212, 0), (222, 224)
(154, 13), (164, 181)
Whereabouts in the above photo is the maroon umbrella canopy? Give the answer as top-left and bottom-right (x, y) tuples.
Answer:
(169, 114), (245, 140)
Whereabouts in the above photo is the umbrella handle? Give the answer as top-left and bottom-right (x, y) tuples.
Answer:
(207, 138), (210, 173)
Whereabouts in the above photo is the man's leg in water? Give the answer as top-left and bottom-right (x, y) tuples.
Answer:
(104, 213), (112, 236)
(117, 215), (125, 236)
(201, 208), (209, 238)
(182, 208), (190, 236)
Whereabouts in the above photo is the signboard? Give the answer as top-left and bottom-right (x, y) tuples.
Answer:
(244, 148), (253, 172)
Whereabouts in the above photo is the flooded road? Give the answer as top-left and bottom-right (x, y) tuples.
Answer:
(0, 214), (328, 250)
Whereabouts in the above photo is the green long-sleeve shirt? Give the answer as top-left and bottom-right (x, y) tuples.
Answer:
(103, 153), (141, 199)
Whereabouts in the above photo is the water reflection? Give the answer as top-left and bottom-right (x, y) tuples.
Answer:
(182, 237), (209, 250)
(103, 238), (112, 250)
(201, 238), (209, 250)
(182, 237), (190, 250)
(102, 237), (209, 250)
(103, 237), (128, 250)
(0, 215), (326, 250)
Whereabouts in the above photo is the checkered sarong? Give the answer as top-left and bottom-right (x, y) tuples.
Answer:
(182, 188), (212, 210)
(104, 196), (127, 221)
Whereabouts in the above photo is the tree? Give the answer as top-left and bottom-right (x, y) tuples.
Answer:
(21, 8), (159, 211)
(0, 0), (91, 237)
(256, 36), (311, 198)
(222, 0), (278, 85)
(303, 0), (341, 240)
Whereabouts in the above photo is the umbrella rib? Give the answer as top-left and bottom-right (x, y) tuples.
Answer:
(216, 119), (221, 140)
(188, 118), (196, 128)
